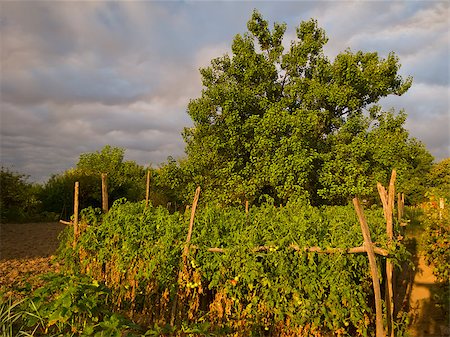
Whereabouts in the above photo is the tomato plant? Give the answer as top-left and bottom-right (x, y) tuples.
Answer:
(55, 199), (409, 336)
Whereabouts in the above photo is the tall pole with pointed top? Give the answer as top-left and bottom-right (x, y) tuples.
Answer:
(73, 181), (79, 248)
(145, 169), (151, 208)
(353, 198), (384, 337)
(101, 173), (108, 213)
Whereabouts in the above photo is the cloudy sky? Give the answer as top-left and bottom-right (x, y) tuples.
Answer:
(1, 1), (449, 183)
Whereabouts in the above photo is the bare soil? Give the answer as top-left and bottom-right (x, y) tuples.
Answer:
(0, 222), (65, 292)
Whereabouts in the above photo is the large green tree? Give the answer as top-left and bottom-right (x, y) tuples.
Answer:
(75, 145), (145, 202)
(183, 10), (431, 205)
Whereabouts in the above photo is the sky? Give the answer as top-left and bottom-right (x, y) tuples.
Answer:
(1, 1), (449, 183)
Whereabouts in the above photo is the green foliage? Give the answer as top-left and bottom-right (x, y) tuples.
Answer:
(3, 273), (141, 337)
(419, 191), (449, 317)
(182, 10), (431, 206)
(40, 170), (100, 220)
(0, 167), (46, 223)
(319, 110), (433, 205)
(151, 157), (191, 210)
(76, 145), (145, 202)
(58, 200), (186, 305)
(0, 297), (26, 337)
(427, 158), (450, 200)
(57, 199), (410, 336)
(421, 194), (449, 279)
(40, 146), (146, 219)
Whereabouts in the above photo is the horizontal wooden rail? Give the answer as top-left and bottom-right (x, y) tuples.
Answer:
(292, 244), (388, 257)
(193, 244), (389, 256)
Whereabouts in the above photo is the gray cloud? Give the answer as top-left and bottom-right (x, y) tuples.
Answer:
(0, 1), (448, 183)
(2, 63), (153, 106)
(380, 83), (450, 160)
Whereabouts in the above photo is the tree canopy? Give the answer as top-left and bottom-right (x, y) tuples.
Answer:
(182, 10), (431, 205)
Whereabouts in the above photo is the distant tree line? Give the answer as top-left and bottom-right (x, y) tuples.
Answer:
(1, 147), (448, 224)
(0, 146), (183, 222)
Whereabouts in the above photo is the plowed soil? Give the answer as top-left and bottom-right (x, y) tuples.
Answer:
(0, 222), (65, 292)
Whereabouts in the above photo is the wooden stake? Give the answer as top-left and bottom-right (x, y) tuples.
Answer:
(353, 198), (384, 337)
(377, 170), (397, 337)
(439, 198), (445, 220)
(386, 170), (396, 239)
(377, 183), (388, 220)
(183, 187), (201, 259)
(101, 173), (108, 213)
(73, 182), (79, 248)
(399, 193), (405, 226)
(173, 187), (200, 326)
(386, 170), (396, 337)
(245, 200), (249, 214)
(399, 193), (406, 228)
(145, 169), (151, 208)
(386, 260), (394, 337)
(397, 193), (402, 223)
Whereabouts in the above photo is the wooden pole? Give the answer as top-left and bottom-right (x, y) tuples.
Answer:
(377, 183), (388, 220)
(172, 186), (200, 326)
(400, 193), (405, 225)
(73, 182), (79, 248)
(400, 193), (405, 227)
(183, 187), (201, 259)
(353, 198), (385, 337)
(386, 170), (396, 238)
(386, 170), (396, 337)
(439, 198), (444, 220)
(245, 200), (249, 214)
(145, 169), (151, 208)
(101, 173), (108, 213)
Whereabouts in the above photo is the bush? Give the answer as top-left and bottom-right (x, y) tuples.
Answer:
(1, 273), (142, 337)
(0, 167), (42, 223)
(421, 193), (449, 316)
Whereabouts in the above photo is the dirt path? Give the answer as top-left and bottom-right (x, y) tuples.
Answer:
(407, 254), (449, 337)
